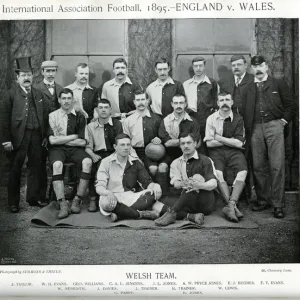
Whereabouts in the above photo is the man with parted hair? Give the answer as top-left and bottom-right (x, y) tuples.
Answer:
(101, 57), (139, 119)
(218, 54), (254, 114)
(48, 88), (92, 219)
(157, 94), (201, 195)
(65, 62), (99, 123)
(146, 57), (185, 117)
(85, 98), (123, 212)
(123, 90), (163, 177)
(95, 133), (162, 222)
(154, 132), (217, 227)
(183, 56), (218, 144)
(205, 92), (247, 222)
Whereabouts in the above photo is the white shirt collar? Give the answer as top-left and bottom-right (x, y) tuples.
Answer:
(179, 150), (199, 162)
(59, 107), (76, 116)
(170, 112), (193, 122)
(216, 110), (234, 122)
(67, 82), (93, 90)
(188, 75), (211, 85)
(234, 72), (246, 82)
(20, 85), (30, 94)
(254, 74), (268, 83)
(110, 76), (132, 86)
(43, 79), (55, 85)
(108, 152), (138, 165)
(154, 77), (175, 86)
(134, 109), (151, 118)
(95, 117), (113, 127)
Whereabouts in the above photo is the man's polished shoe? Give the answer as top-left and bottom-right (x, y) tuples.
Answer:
(251, 202), (271, 212)
(10, 206), (19, 213)
(274, 208), (284, 219)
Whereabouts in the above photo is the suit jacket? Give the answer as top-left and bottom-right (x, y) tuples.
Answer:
(0, 85), (49, 149)
(240, 76), (295, 156)
(34, 81), (63, 112)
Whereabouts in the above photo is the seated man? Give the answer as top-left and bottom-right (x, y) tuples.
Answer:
(204, 92), (248, 222)
(85, 98), (123, 212)
(154, 132), (217, 226)
(123, 90), (162, 177)
(48, 88), (92, 219)
(158, 94), (201, 194)
(95, 133), (162, 222)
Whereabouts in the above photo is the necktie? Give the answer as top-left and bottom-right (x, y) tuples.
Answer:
(25, 87), (31, 94)
(236, 76), (241, 87)
(257, 81), (264, 91)
(46, 83), (55, 89)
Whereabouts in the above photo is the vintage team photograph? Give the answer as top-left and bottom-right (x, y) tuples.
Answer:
(0, 18), (299, 265)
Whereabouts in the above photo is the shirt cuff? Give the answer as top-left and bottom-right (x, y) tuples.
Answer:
(281, 118), (288, 125)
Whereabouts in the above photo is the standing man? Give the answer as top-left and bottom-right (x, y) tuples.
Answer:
(34, 60), (64, 205)
(65, 63), (99, 123)
(218, 55), (254, 114)
(154, 132), (217, 227)
(158, 94), (201, 194)
(205, 92), (247, 222)
(85, 98), (123, 212)
(123, 90), (162, 177)
(101, 58), (138, 119)
(183, 56), (218, 140)
(0, 57), (49, 212)
(241, 55), (295, 219)
(95, 133), (162, 222)
(48, 88), (92, 219)
(146, 57), (185, 117)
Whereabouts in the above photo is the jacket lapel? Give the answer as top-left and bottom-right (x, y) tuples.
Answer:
(32, 88), (43, 124)
(262, 76), (272, 91)
(40, 82), (52, 98)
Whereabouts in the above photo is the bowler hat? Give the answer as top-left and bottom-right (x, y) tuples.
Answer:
(251, 55), (266, 66)
(41, 60), (58, 69)
(15, 56), (33, 73)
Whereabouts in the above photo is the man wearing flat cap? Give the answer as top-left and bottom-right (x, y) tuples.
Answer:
(218, 54), (254, 114)
(0, 57), (49, 213)
(34, 60), (64, 204)
(241, 55), (295, 219)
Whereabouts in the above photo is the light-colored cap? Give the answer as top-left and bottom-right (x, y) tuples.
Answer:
(41, 60), (58, 68)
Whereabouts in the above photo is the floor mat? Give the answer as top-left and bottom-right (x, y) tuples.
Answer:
(31, 201), (258, 229)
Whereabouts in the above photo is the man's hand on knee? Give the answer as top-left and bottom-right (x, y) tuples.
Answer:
(106, 192), (118, 211)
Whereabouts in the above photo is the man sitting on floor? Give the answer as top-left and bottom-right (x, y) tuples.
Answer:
(154, 132), (217, 226)
(95, 133), (162, 222)
(48, 88), (92, 219)
(204, 92), (248, 222)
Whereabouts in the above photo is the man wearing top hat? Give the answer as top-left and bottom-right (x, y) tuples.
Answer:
(218, 54), (254, 114)
(34, 60), (63, 205)
(0, 57), (49, 213)
(241, 55), (295, 219)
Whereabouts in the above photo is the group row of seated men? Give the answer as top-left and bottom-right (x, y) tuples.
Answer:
(0, 53), (295, 226)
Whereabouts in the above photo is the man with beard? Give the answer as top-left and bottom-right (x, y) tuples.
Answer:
(183, 56), (218, 143)
(158, 94), (201, 195)
(204, 92), (247, 223)
(123, 90), (162, 177)
(218, 55), (254, 114)
(101, 58), (138, 119)
(34, 60), (64, 206)
(65, 63), (99, 123)
(0, 57), (49, 212)
(48, 88), (92, 219)
(241, 55), (295, 219)
(85, 98), (123, 212)
(154, 132), (217, 227)
(95, 133), (162, 222)
(146, 57), (185, 117)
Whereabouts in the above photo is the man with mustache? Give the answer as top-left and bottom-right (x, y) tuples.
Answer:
(146, 57), (185, 118)
(48, 88), (92, 219)
(204, 92), (247, 222)
(0, 57), (49, 213)
(34, 60), (64, 206)
(123, 90), (162, 177)
(218, 55), (254, 114)
(183, 56), (218, 150)
(101, 58), (138, 119)
(158, 94), (201, 195)
(241, 55), (295, 219)
(96, 133), (162, 222)
(154, 132), (217, 227)
(85, 98), (123, 212)
(65, 63), (99, 123)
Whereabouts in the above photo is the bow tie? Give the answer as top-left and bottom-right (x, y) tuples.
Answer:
(46, 83), (55, 89)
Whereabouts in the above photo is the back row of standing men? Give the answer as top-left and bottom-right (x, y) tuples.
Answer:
(0, 54), (295, 224)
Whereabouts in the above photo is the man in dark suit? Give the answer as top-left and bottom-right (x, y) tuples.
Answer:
(241, 55), (295, 219)
(34, 60), (63, 205)
(218, 55), (254, 114)
(0, 57), (49, 213)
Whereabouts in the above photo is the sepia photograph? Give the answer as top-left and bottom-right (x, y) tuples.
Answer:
(0, 14), (299, 297)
